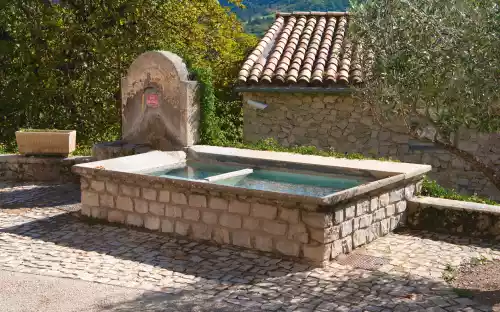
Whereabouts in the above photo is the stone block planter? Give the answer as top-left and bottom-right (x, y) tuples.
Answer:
(16, 130), (76, 156)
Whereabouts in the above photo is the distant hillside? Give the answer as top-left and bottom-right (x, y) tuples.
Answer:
(220, 0), (349, 35)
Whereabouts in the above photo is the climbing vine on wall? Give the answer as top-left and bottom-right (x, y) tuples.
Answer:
(191, 67), (219, 145)
(191, 66), (244, 146)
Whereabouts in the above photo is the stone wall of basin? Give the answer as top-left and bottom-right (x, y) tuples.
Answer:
(80, 172), (421, 265)
(0, 155), (94, 183)
(242, 92), (500, 201)
(407, 197), (500, 239)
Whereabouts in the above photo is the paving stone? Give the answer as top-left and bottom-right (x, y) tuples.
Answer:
(0, 182), (497, 312)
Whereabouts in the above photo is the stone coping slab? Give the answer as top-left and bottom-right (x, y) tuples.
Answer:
(408, 196), (500, 215)
(73, 151), (186, 173)
(73, 147), (430, 207)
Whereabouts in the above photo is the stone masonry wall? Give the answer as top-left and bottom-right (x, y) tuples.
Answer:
(242, 92), (500, 201)
(0, 155), (94, 183)
(407, 197), (500, 239)
(80, 173), (419, 265)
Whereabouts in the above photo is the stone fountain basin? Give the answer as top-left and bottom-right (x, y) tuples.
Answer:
(72, 145), (430, 265)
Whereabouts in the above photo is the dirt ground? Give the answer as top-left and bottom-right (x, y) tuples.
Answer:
(450, 259), (500, 311)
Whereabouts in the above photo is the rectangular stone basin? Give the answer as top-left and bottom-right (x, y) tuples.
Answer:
(72, 145), (431, 265)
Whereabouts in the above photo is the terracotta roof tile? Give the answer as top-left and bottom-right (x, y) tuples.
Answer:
(238, 12), (365, 88)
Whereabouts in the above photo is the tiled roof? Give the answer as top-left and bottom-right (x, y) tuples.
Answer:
(238, 12), (369, 87)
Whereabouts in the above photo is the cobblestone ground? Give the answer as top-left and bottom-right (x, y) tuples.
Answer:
(1, 182), (500, 312)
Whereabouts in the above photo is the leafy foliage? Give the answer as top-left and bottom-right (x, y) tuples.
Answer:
(0, 0), (255, 148)
(421, 178), (499, 206)
(191, 67), (243, 146)
(350, 0), (500, 191)
(350, 0), (500, 136)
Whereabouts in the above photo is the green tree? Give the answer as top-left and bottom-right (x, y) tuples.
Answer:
(0, 0), (255, 148)
(350, 0), (500, 191)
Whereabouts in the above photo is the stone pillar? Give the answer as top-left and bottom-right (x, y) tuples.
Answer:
(121, 51), (200, 151)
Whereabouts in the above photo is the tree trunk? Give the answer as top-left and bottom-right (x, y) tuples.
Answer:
(407, 128), (500, 194)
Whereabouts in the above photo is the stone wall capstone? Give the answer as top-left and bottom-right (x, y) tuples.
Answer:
(242, 92), (500, 201)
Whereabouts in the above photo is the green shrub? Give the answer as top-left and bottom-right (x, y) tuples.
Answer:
(421, 177), (499, 206)
(228, 137), (397, 161)
(0, 0), (255, 149)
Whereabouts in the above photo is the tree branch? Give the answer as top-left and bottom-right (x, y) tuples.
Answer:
(407, 127), (500, 193)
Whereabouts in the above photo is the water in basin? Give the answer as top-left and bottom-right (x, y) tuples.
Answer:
(148, 162), (243, 180)
(147, 162), (368, 197)
(214, 170), (363, 197)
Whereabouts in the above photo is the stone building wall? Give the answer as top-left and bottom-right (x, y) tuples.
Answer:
(0, 155), (94, 183)
(79, 172), (419, 265)
(242, 92), (500, 201)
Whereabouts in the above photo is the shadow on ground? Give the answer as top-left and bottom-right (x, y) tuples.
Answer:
(394, 227), (500, 252)
(96, 269), (492, 311)
(1, 212), (496, 311)
(0, 183), (80, 209)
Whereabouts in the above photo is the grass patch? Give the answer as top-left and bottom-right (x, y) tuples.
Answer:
(18, 128), (75, 132)
(227, 138), (398, 162)
(453, 288), (474, 298)
(443, 263), (457, 283)
(470, 255), (489, 266)
(0, 143), (17, 154)
(70, 145), (92, 156)
(421, 177), (499, 206)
